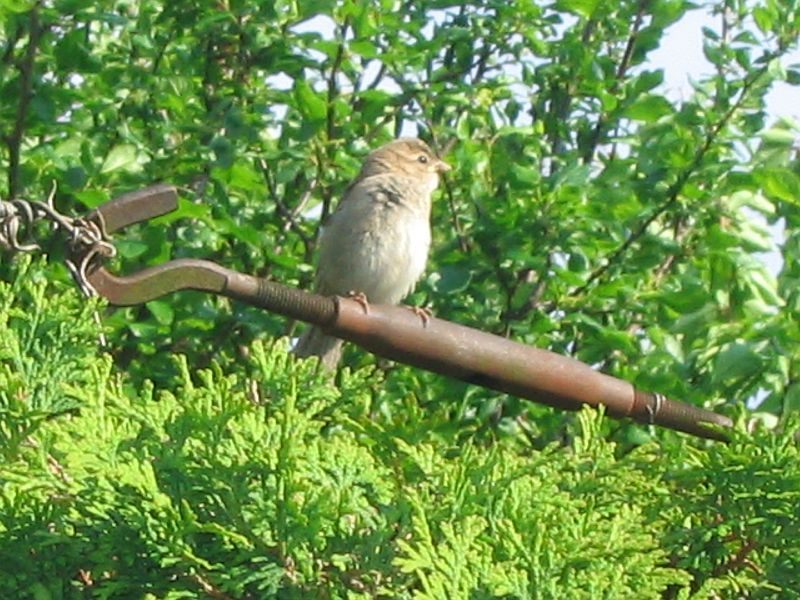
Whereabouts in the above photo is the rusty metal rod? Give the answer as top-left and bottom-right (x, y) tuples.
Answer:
(81, 185), (733, 441)
(331, 298), (731, 440)
(87, 259), (732, 441)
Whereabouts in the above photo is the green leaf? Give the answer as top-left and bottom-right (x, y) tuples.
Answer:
(702, 42), (724, 65)
(228, 160), (265, 193)
(713, 343), (764, 384)
(568, 251), (588, 272)
(100, 144), (139, 174)
(622, 95), (674, 122)
(434, 265), (472, 293)
(758, 168), (800, 204)
(556, 0), (600, 18)
(768, 57), (787, 80)
(0, 0), (35, 13)
(745, 269), (783, 307)
(72, 189), (109, 209)
(509, 164), (540, 187)
(753, 6), (774, 33)
(740, 225), (774, 253)
(195, 10), (235, 30)
(294, 80), (327, 124)
(726, 190), (774, 215)
(557, 163), (592, 187)
(672, 304), (717, 334)
(760, 127), (797, 147)
(350, 39), (379, 58)
(127, 321), (161, 338)
(210, 136), (234, 168)
(146, 300), (175, 325)
(115, 239), (149, 259)
(783, 383), (800, 412)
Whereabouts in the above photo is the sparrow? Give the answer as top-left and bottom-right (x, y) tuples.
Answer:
(293, 138), (451, 369)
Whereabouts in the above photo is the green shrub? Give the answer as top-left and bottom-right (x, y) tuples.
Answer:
(2, 266), (799, 598)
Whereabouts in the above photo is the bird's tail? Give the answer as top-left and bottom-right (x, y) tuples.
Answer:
(293, 326), (344, 369)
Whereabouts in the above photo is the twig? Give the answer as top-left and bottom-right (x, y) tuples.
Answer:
(471, 43), (493, 84)
(190, 572), (236, 600)
(313, 142), (334, 227)
(5, 8), (43, 199)
(502, 253), (553, 331)
(440, 174), (470, 253)
(288, 178), (318, 228)
(258, 158), (315, 251)
(581, 0), (647, 164)
(326, 18), (349, 143)
(365, 62), (386, 91)
(711, 537), (760, 578)
(150, 29), (174, 75)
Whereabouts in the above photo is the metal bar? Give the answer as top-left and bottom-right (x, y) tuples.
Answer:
(329, 298), (732, 441)
(77, 185), (733, 441)
(94, 183), (178, 234)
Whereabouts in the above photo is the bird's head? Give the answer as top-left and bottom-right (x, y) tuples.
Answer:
(359, 138), (451, 191)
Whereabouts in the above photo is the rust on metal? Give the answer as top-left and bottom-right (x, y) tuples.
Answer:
(93, 183), (179, 234)
(330, 298), (731, 440)
(82, 185), (338, 326)
(75, 185), (733, 442)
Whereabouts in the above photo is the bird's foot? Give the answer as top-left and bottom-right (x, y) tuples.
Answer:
(347, 290), (370, 314)
(407, 305), (433, 328)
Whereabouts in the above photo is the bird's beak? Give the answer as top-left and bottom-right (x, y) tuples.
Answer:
(434, 159), (451, 174)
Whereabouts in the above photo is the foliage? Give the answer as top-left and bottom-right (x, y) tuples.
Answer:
(2, 0), (800, 596)
(2, 274), (800, 598)
(0, 0), (798, 411)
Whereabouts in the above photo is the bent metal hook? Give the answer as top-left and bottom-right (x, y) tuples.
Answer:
(76, 184), (733, 441)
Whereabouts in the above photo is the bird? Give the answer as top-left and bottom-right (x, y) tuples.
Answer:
(293, 137), (451, 369)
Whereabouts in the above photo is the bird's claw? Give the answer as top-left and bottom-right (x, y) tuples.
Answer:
(407, 305), (433, 328)
(347, 290), (370, 314)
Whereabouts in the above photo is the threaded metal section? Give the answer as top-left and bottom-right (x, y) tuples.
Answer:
(254, 280), (337, 326)
(632, 388), (732, 441)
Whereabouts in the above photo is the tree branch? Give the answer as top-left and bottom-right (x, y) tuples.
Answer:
(581, 1), (647, 164)
(326, 18), (349, 144)
(5, 8), (43, 199)
(711, 537), (760, 578)
(502, 253), (553, 331)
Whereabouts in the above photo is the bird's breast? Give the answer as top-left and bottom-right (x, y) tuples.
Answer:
(316, 186), (432, 304)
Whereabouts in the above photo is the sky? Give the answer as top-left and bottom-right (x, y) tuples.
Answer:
(652, 8), (800, 122)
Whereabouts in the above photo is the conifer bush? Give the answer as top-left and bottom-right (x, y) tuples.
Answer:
(1, 265), (799, 597)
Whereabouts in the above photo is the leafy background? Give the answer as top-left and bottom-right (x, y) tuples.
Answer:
(2, 0), (800, 597)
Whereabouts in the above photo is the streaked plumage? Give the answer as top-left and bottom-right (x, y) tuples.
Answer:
(294, 138), (450, 369)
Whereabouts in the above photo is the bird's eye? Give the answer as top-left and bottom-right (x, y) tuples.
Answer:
(417, 154), (429, 164)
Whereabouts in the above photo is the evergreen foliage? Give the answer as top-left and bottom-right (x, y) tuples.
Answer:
(1, 264), (800, 597)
